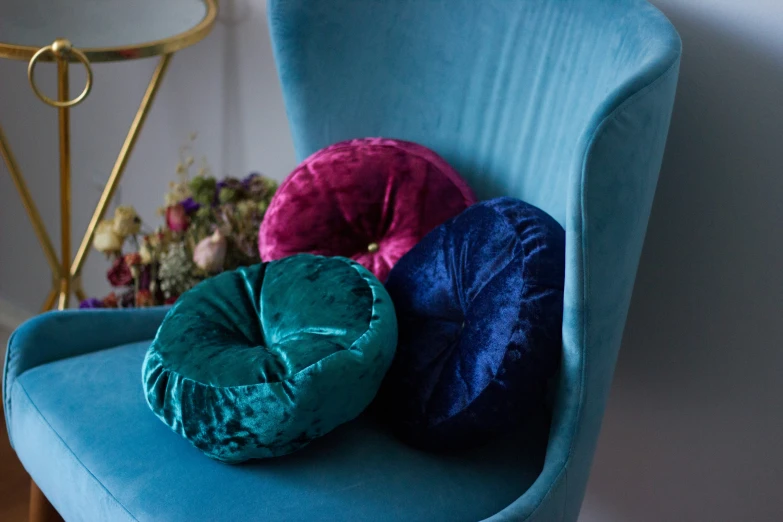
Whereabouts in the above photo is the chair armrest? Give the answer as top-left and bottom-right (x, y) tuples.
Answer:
(488, 37), (681, 522)
(3, 307), (169, 439)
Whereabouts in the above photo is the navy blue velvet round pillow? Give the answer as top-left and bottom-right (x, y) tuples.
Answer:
(382, 197), (565, 450)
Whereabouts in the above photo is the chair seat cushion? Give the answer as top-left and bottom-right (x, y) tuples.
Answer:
(143, 254), (396, 462)
(382, 198), (566, 450)
(9, 340), (548, 522)
(258, 138), (477, 282)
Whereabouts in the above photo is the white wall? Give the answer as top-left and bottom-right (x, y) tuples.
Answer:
(1, 0), (781, 520)
(0, 0), (296, 315)
(582, 0), (783, 520)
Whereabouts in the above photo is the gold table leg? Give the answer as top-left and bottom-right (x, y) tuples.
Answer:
(0, 125), (61, 283)
(56, 53), (72, 310)
(41, 288), (58, 314)
(0, 43), (173, 311)
(70, 54), (172, 295)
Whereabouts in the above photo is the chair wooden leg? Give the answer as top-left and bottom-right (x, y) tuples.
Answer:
(29, 480), (63, 522)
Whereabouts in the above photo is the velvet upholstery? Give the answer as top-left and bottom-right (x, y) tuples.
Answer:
(259, 138), (476, 282)
(269, 0), (681, 519)
(4, 1), (680, 520)
(10, 339), (547, 521)
(382, 198), (565, 450)
(144, 255), (396, 462)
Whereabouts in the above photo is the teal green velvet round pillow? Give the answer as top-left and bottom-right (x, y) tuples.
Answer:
(142, 254), (397, 463)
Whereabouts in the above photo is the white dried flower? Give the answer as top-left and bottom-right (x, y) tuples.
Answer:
(112, 205), (141, 237)
(159, 243), (197, 298)
(93, 220), (124, 254)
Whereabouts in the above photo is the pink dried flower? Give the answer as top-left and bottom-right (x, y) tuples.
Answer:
(193, 229), (227, 273)
(165, 204), (190, 232)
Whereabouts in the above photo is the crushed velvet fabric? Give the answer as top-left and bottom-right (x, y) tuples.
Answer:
(381, 198), (565, 450)
(258, 138), (477, 282)
(143, 254), (397, 462)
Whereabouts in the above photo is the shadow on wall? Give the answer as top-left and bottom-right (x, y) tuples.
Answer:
(581, 5), (783, 522)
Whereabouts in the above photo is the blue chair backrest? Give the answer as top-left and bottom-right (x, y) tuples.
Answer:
(269, 1), (680, 519)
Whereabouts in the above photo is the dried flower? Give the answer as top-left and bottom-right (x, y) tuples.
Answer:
(195, 207), (212, 220)
(107, 257), (133, 287)
(159, 242), (197, 297)
(193, 229), (227, 273)
(136, 289), (154, 307)
(112, 206), (142, 237)
(180, 197), (201, 214)
(177, 135), (197, 178)
(196, 157), (212, 179)
(216, 177), (244, 204)
(242, 172), (259, 185)
(218, 187), (238, 204)
(189, 176), (217, 206)
(139, 265), (152, 291)
(93, 220), (124, 254)
(154, 228), (172, 246)
(236, 200), (257, 218)
(139, 241), (154, 264)
(232, 232), (261, 263)
(83, 148), (278, 309)
(120, 289), (135, 308)
(165, 181), (192, 206)
(216, 177), (244, 193)
(79, 298), (104, 309)
(124, 253), (142, 266)
(102, 292), (119, 308)
(165, 204), (190, 232)
(125, 252), (142, 278)
(246, 175), (277, 199)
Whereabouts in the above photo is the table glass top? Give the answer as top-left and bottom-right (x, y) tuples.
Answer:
(0, 0), (209, 50)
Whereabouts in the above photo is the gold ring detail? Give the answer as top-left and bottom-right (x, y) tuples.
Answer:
(28, 42), (93, 108)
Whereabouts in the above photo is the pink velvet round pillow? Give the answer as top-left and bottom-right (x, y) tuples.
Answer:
(259, 138), (477, 281)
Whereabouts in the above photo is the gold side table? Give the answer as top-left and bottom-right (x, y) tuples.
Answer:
(0, 0), (218, 311)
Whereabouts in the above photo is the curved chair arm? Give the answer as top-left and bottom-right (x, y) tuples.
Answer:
(490, 42), (681, 522)
(3, 307), (169, 447)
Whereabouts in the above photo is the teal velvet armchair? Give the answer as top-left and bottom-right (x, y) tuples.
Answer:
(3, 1), (680, 520)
